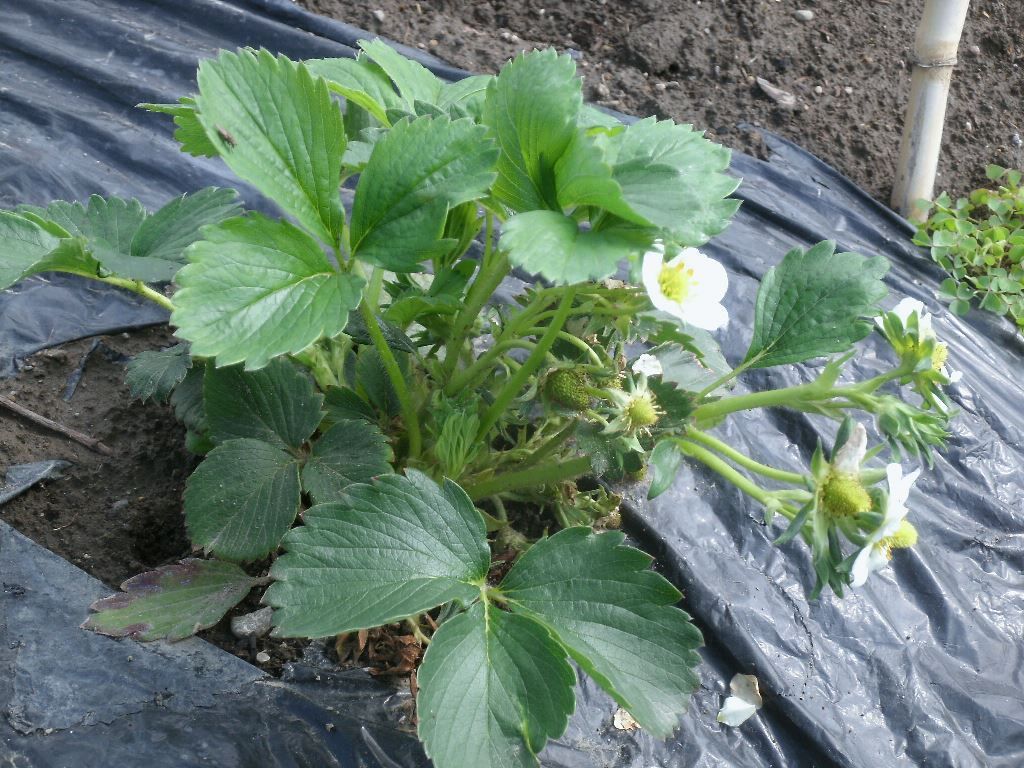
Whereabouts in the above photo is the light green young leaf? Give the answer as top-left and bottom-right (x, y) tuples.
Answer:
(501, 527), (703, 738)
(204, 357), (324, 450)
(185, 438), (302, 562)
(358, 38), (443, 107)
(609, 118), (740, 245)
(501, 210), (647, 284)
(349, 115), (497, 271)
(303, 57), (401, 125)
(172, 214), (365, 370)
(265, 471), (489, 637)
(129, 188), (243, 280)
(300, 419), (393, 504)
(437, 74), (493, 120)
(0, 211), (98, 289)
(125, 343), (192, 404)
(139, 98), (220, 158)
(483, 49), (582, 212)
(553, 131), (644, 223)
(743, 240), (890, 368)
(82, 559), (258, 642)
(195, 49), (346, 245)
(417, 602), (576, 768)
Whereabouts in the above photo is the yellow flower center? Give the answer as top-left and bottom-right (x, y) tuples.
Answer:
(882, 520), (918, 550)
(658, 261), (695, 303)
(931, 342), (949, 373)
(625, 392), (660, 430)
(821, 473), (872, 519)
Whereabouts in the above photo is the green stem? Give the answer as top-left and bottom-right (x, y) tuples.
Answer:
(685, 428), (808, 486)
(677, 439), (798, 520)
(445, 339), (536, 396)
(100, 277), (175, 312)
(476, 287), (577, 442)
(692, 380), (824, 423)
(359, 300), (422, 459)
(695, 357), (756, 400)
(516, 420), (577, 471)
(463, 455), (591, 500)
(365, 267), (385, 310)
(548, 331), (603, 365)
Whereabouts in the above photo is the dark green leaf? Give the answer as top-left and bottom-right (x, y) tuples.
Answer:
(355, 345), (407, 419)
(648, 439), (683, 499)
(501, 527), (703, 737)
(300, 420), (393, 504)
(344, 309), (417, 352)
(195, 49), (346, 245)
(173, 214), (365, 370)
(82, 559), (257, 642)
(502, 210), (648, 284)
(185, 438), (302, 561)
(350, 116), (497, 271)
(744, 241), (890, 368)
(204, 357), (323, 450)
(322, 385), (376, 427)
(125, 343), (192, 403)
(418, 602), (576, 768)
(266, 471), (489, 637)
(483, 49), (582, 212)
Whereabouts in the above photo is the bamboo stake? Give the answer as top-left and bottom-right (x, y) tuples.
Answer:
(891, 0), (971, 222)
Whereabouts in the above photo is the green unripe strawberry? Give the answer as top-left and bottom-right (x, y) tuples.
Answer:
(544, 368), (591, 411)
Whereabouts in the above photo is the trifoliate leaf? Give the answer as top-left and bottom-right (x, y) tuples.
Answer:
(744, 240), (890, 368)
(0, 211), (97, 289)
(303, 57), (402, 125)
(184, 438), (302, 562)
(483, 49), (582, 213)
(204, 357), (324, 450)
(140, 98), (219, 157)
(172, 214), (365, 370)
(501, 210), (647, 284)
(128, 188), (243, 280)
(349, 116), (497, 271)
(125, 343), (192, 404)
(648, 439), (683, 499)
(265, 471), (489, 637)
(195, 49), (346, 246)
(300, 420), (393, 504)
(358, 39), (443, 107)
(501, 527), (703, 737)
(417, 602), (576, 768)
(609, 118), (740, 245)
(82, 559), (258, 642)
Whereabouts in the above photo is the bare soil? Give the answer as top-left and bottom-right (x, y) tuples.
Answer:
(300, 0), (1024, 204)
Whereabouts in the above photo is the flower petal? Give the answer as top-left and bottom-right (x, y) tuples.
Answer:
(632, 353), (663, 377)
(833, 422), (867, 475)
(686, 248), (729, 303)
(717, 697), (759, 726)
(892, 298), (925, 323)
(680, 299), (729, 331)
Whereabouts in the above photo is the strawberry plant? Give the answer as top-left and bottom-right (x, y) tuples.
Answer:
(0, 41), (961, 766)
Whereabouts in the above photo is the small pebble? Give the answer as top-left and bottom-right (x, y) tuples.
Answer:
(371, 9), (385, 22)
(231, 607), (274, 639)
(794, 9), (814, 22)
(255, 650), (271, 664)
(655, 82), (667, 92)
(967, 44), (981, 56)
(844, 86), (854, 95)
(325, 723), (336, 732)
(111, 498), (130, 512)
(428, 39), (438, 48)
(965, 120), (973, 132)
(1012, 133), (1022, 148)
(499, 31), (520, 43)
(814, 85), (824, 95)
(595, 82), (611, 99)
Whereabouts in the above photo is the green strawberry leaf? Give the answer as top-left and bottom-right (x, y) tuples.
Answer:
(647, 439), (683, 499)
(195, 49), (346, 246)
(553, 131), (644, 223)
(82, 559), (258, 642)
(128, 188), (243, 281)
(265, 471), (488, 637)
(172, 213), (365, 370)
(321, 386), (376, 428)
(0, 211), (98, 289)
(140, 98), (220, 157)
(204, 357), (324, 450)
(417, 602), (576, 768)
(437, 74), (493, 120)
(170, 363), (207, 435)
(500, 527), (703, 737)
(349, 115), (497, 271)
(654, 346), (718, 393)
(125, 343), (192, 404)
(303, 56), (402, 125)
(501, 210), (648, 284)
(744, 240), (890, 368)
(483, 49), (582, 213)
(357, 39), (443, 107)
(184, 438), (302, 562)
(300, 419), (393, 504)
(609, 117), (740, 245)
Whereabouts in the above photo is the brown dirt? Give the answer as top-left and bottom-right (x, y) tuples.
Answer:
(0, 328), (305, 674)
(300, 0), (1024, 204)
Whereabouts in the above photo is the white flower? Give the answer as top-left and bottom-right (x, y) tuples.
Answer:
(832, 422), (867, 475)
(717, 673), (763, 727)
(631, 353), (663, 378)
(850, 463), (920, 587)
(641, 243), (729, 331)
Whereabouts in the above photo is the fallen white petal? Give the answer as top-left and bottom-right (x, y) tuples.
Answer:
(717, 673), (762, 726)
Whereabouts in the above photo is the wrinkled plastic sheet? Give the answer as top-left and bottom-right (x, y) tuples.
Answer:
(1, 1), (1023, 766)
